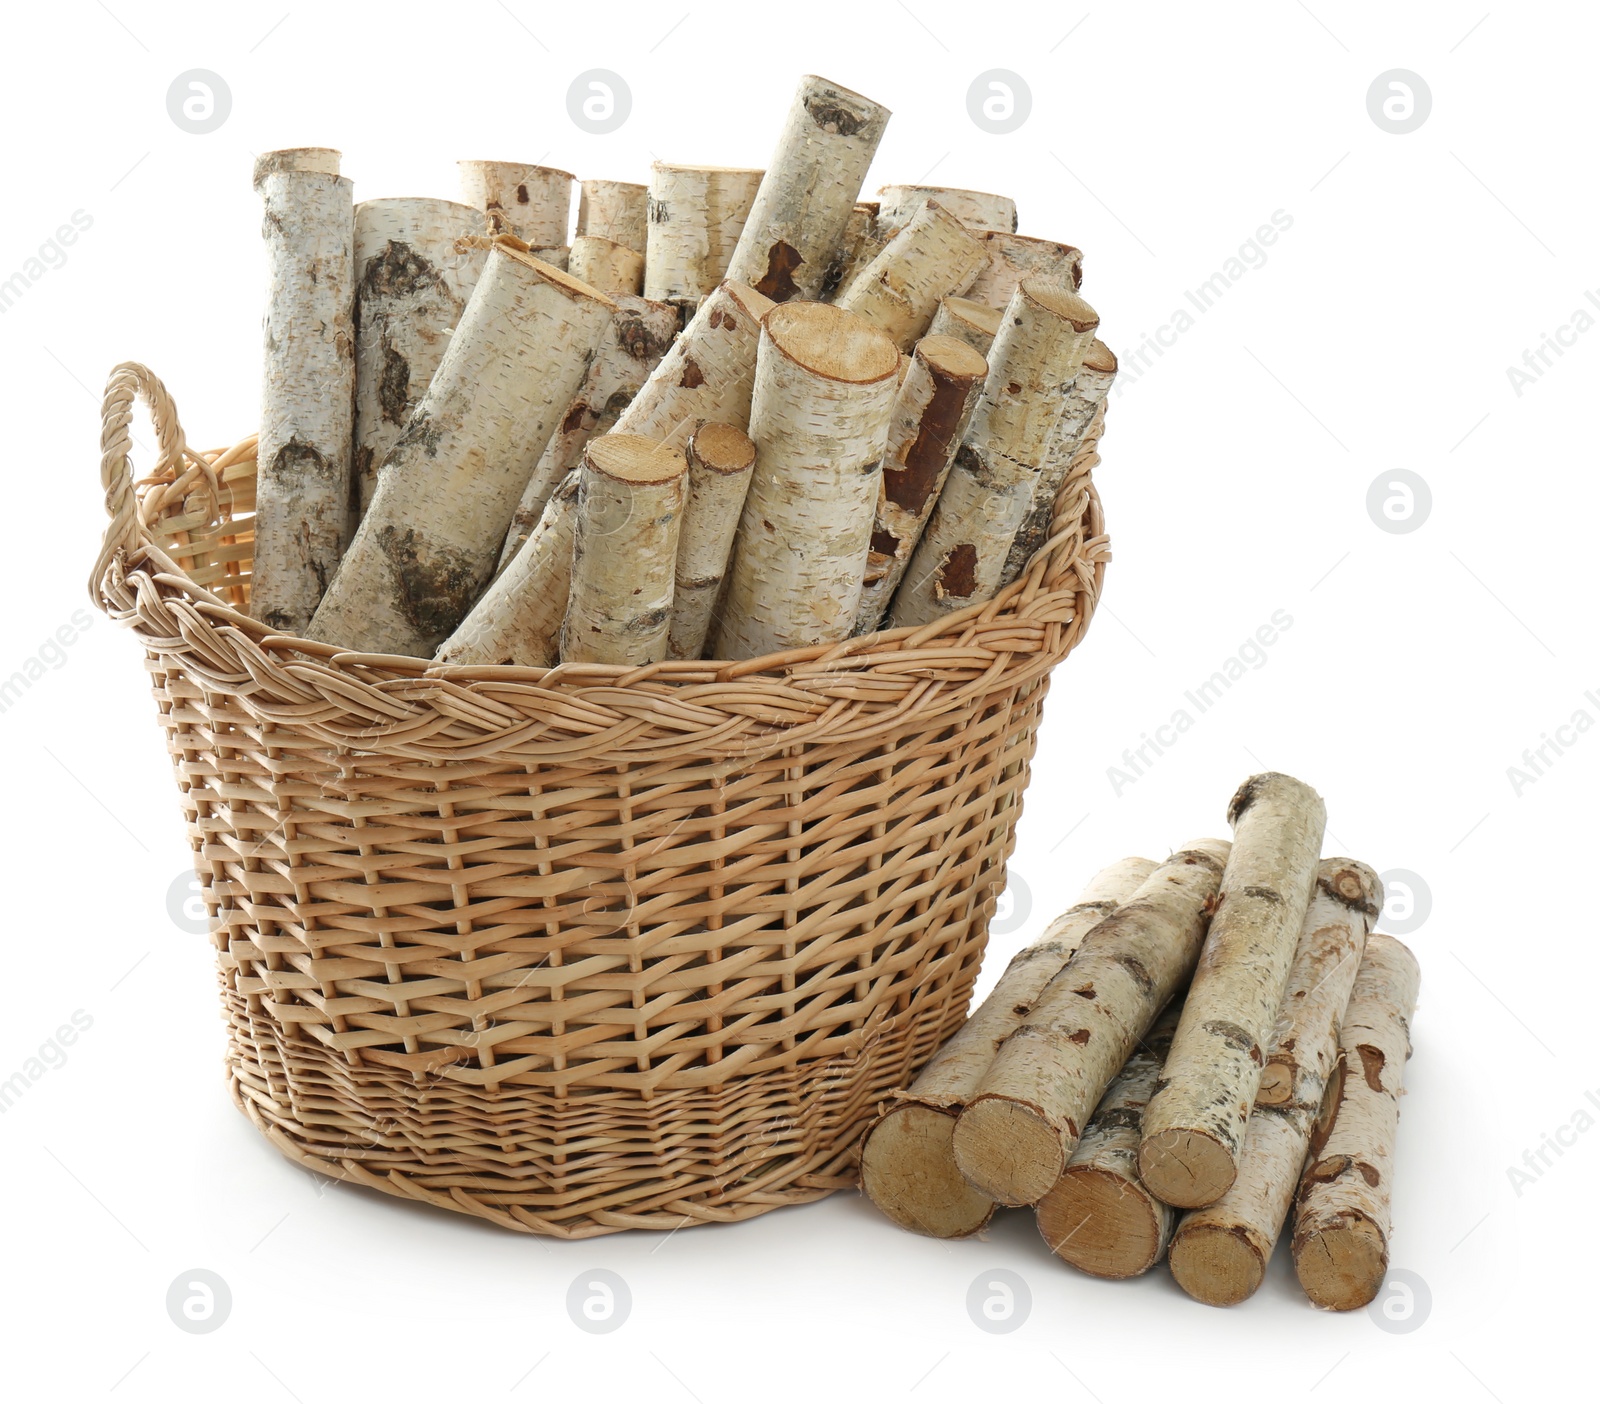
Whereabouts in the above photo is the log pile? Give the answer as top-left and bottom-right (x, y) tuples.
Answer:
(243, 74), (1114, 664)
(862, 771), (1423, 1312)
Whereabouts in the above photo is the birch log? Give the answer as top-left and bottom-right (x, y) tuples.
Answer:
(612, 281), (773, 448)
(569, 235), (644, 297)
(929, 295), (1003, 354)
(854, 335), (988, 633)
(352, 198), (487, 518)
(1167, 860), (1382, 1306)
(860, 857), (1157, 1239)
(251, 148), (355, 635)
(999, 339), (1118, 585)
(836, 200), (988, 350)
(1292, 933), (1421, 1311)
(966, 232), (1084, 305)
(888, 281), (1100, 628)
(667, 423), (757, 659)
(876, 185), (1017, 240)
(1138, 773), (1328, 1209)
(712, 302), (900, 659)
(644, 163), (764, 308)
(1034, 1001), (1182, 1278)
(820, 201), (882, 302)
(308, 244), (613, 656)
(459, 160), (573, 262)
(560, 435), (688, 665)
(434, 475), (578, 667)
(951, 839), (1231, 1207)
(577, 178), (647, 254)
(724, 74), (890, 302)
(498, 296), (680, 571)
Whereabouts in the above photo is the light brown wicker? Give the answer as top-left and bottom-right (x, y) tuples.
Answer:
(93, 360), (1110, 1238)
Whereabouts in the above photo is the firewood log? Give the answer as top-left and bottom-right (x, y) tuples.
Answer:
(888, 280), (1099, 627)
(836, 199), (989, 350)
(860, 857), (1156, 1239)
(820, 200), (882, 301)
(458, 159), (573, 264)
(1138, 773), (1327, 1209)
(1291, 933), (1421, 1311)
(560, 434), (688, 665)
(250, 148), (355, 635)
(951, 839), (1230, 1207)
(928, 295), (1003, 354)
(724, 75), (890, 302)
(1168, 860), (1382, 1306)
(854, 335), (988, 633)
(667, 423), (757, 660)
(498, 296), (680, 572)
(967, 232), (1083, 305)
(568, 234), (644, 297)
(352, 198), (486, 519)
(577, 178), (647, 255)
(1034, 1001), (1182, 1278)
(1000, 338), (1118, 585)
(644, 163), (764, 309)
(612, 280), (773, 448)
(875, 184), (1017, 239)
(712, 302), (900, 659)
(435, 475), (578, 668)
(308, 244), (613, 656)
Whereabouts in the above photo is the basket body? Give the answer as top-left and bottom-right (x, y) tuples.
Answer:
(94, 363), (1108, 1237)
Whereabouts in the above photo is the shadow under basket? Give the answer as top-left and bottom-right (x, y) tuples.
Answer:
(92, 361), (1111, 1238)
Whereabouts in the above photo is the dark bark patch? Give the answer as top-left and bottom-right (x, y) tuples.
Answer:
(616, 310), (676, 362)
(1241, 885), (1285, 905)
(1356, 1042), (1386, 1092)
(378, 336), (411, 425)
(753, 241), (804, 302)
(562, 400), (592, 435)
(870, 526), (899, 555)
(1072, 984), (1096, 999)
(1203, 1020), (1262, 1064)
(1112, 953), (1154, 996)
(1068, 1029), (1091, 1045)
(362, 239), (443, 302)
(936, 542), (978, 599)
(376, 526), (481, 642)
(883, 368), (978, 516)
(1097, 1107), (1143, 1133)
(803, 94), (866, 136)
(679, 356), (706, 389)
(266, 436), (335, 488)
(514, 183), (530, 205)
(391, 410), (444, 460)
(1356, 1161), (1381, 1187)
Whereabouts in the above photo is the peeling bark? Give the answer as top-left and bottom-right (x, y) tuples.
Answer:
(560, 434), (687, 665)
(352, 198), (486, 520)
(612, 280), (773, 448)
(724, 75), (890, 303)
(644, 163), (764, 309)
(1292, 933), (1421, 1311)
(1167, 860), (1383, 1305)
(1138, 773), (1328, 1209)
(667, 422), (757, 660)
(308, 244), (613, 656)
(861, 857), (1156, 1238)
(251, 149), (355, 635)
(853, 334), (988, 634)
(966, 232), (1084, 306)
(435, 474), (578, 667)
(712, 302), (900, 660)
(888, 280), (1099, 627)
(1035, 1001), (1183, 1277)
(951, 839), (1231, 1207)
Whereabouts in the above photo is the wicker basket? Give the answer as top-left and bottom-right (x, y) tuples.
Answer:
(92, 361), (1110, 1238)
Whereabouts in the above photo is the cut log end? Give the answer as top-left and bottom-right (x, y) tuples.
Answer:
(916, 333), (989, 382)
(860, 1104), (995, 1239)
(252, 147), (341, 186)
(689, 420), (757, 474)
(763, 300), (900, 384)
(1293, 1214), (1388, 1310)
(1137, 1127), (1237, 1208)
(585, 433), (686, 485)
(1254, 1062), (1294, 1106)
(1018, 278), (1099, 332)
(1036, 1167), (1169, 1279)
(1168, 1223), (1267, 1307)
(951, 1096), (1063, 1207)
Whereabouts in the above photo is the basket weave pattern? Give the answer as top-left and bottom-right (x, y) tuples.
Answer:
(93, 362), (1109, 1238)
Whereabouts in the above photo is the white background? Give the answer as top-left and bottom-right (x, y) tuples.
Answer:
(0, 1), (1589, 1400)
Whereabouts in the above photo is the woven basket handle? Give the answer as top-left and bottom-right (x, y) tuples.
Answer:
(93, 361), (191, 599)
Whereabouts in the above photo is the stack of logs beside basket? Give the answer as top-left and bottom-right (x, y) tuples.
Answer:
(243, 74), (1111, 668)
(861, 771), (1424, 1313)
